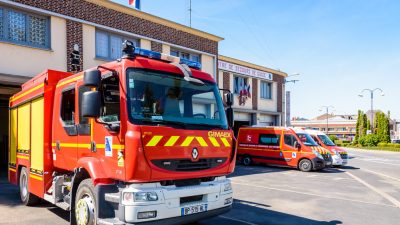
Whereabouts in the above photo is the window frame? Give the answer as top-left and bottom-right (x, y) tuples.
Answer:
(259, 134), (281, 146)
(60, 85), (77, 136)
(260, 81), (272, 99)
(95, 29), (139, 61)
(170, 48), (201, 63)
(233, 75), (248, 95)
(0, 6), (51, 49)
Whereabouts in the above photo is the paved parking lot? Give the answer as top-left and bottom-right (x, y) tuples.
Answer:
(0, 148), (399, 225)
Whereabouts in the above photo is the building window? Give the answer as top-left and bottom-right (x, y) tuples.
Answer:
(170, 48), (200, 62)
(0, 7), (50, 48)
(233, 76), (249, 94)
(96, 30), (139, 60)
(260, 81), (272, 99)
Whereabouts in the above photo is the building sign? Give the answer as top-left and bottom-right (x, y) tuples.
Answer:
(218, 60), (273, 80)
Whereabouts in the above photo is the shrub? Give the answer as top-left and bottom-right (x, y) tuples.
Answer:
(377, 142), (388, 148)
(329, 135), (338, 142)
(359, 134), (380, 147)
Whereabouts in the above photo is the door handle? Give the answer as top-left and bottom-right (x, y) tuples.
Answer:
(90, 141), (97, 153)
(56, 141), (60, 151)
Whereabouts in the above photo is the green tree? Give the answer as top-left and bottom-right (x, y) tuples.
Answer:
(375, 111), (390, 143)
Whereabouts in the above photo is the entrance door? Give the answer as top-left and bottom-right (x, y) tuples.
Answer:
(234, 121), (250, 137)
(0, 100), (9, 173)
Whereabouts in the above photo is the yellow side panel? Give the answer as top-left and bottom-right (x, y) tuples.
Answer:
(9, 109), (17, 164)
(31, 98), (44, 171)
(17, 103), (31, 152)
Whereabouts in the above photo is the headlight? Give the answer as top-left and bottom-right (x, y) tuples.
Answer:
(332, 149), (339, 155)
(312, 150), (324, 159)
(123, 191), (159, 202)
(224, 183), (232, 192)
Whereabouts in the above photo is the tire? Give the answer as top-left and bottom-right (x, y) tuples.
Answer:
(242, 155), (252, 166)
(19, 167), (40, 206)
(298, 159), (313, 172)
(75, 179), (97, 225)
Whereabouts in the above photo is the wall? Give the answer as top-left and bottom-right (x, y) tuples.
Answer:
(0, 16), (67, 77)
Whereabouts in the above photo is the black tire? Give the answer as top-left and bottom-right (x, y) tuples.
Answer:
(298, 159), (313, 172)
(19, 167), (40, 206)
(242, 155), (252, 166)
(75, 179), (97, 225)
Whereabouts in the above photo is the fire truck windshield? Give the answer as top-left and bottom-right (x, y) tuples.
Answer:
(126, 68), (228, 129)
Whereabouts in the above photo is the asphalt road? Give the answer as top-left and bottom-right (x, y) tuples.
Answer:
(0, 148), (399, 225)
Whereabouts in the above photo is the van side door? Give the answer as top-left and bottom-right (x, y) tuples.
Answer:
(258, 133), (284, 165)
(282, 133), (300, 167)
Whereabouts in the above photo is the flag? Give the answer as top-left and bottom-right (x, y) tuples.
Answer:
(129, 0), (141, 10)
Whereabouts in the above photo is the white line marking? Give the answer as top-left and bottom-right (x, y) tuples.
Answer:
(231, 181), (397, 208)
(345, 171), (400, 208)
(362, 169), (400, 183)
(219, 215), (259, 225)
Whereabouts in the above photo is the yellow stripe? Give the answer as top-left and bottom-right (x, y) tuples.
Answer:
(17, 155), (29, 160)
(164, 136), (180, 146)
(195, 137), (208, 147)
(8, 167), (16, 172)
(52, 143), (124, 149)
(181, 136), (194, 146)
(30, 174), (43, 181)
(220, 137), (231, 147)
(146, 136), (163, 146)
(208, 137), (220, 147)
(10, 83), (44, 103)
(56, 75), (83, 88)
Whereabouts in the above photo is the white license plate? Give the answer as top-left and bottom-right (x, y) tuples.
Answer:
(181, 204), (208, 216)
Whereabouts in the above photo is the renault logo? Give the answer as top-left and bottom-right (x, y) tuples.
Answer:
(191, 148), (199, 161)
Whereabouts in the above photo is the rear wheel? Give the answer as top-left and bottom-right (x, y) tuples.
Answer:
(19, 167), (40, 206)
(298, 159), (312, 172)
(75, 179), (97, 225)
(242, 155), (252, 166)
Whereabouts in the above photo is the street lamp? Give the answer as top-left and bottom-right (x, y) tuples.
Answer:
(285, 73), (300, 84)
(320, 105), (335, 134)
(358, 88), (385, 132)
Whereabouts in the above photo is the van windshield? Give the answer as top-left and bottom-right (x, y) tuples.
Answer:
(296, 133), (318, 146)
(126, 68), (228, 130)
(317, 135), (336, 146)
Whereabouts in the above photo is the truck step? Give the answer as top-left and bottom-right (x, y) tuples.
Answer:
(104, 193), (120, 203)
(98, 218), (125, 225)
(55, 201), (70, 211)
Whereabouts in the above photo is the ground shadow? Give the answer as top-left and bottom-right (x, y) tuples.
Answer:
(229, 164), (296, 178)
(194, 199), (343, 225)
(338, 165), (360, 170)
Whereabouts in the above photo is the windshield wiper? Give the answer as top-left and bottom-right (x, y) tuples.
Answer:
(144, 119), (187, 129)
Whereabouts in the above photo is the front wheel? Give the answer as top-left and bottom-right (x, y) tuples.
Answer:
(75, 179), (97, 225)
(298, 159), (313, 172)
(19, 167), (40, 206)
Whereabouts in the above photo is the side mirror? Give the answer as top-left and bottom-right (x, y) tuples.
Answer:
(82, 91), (101, 117)
(226, 107), (234, 128)
(84, 69), (101, 88)
(225, 93), (234, 106)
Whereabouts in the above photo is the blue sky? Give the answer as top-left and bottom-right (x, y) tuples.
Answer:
(112, 0), (400, 120)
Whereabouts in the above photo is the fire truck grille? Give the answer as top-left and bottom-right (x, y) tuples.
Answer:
(152, 158), (228, 172)
(340, 154), (348, 159)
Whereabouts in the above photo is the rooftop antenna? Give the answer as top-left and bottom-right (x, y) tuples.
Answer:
(189, 0), (192, 27)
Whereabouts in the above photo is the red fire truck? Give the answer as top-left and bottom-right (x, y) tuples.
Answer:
(8, 41), (235, 225)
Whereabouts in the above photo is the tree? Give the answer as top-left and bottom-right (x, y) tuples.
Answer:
(375, 111), (390, 143)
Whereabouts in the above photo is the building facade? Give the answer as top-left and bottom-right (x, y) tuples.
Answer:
(217, 55), (287, 134)
(0, 0), (223, 170)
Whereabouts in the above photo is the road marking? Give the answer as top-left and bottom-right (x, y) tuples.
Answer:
(231, 181), (397, 208)
(345, 171), (400, 208)
(219, 215), (260, 225)
(362, 169), (400, 183)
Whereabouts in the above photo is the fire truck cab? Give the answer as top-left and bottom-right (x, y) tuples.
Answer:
(8, 41), (235, 225)
(305, 130), (348, 166)
(237, 126), (332, 172)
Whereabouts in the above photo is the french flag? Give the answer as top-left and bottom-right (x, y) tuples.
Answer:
(129, 0), (141, 10)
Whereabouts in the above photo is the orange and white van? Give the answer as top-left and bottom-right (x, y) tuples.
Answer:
(237, 126), (332, 172)
(306, 130), (348, 166)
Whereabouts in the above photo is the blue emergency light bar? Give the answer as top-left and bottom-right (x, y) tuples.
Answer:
(123, 41), (201, 70)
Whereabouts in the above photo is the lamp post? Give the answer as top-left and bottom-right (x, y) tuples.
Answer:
(320, 106), (334, 134)
(358, 88), (385, 132)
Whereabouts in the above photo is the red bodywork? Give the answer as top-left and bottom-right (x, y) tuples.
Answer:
(9, 56), (235, 197)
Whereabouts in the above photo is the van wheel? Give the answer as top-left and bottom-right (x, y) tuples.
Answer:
(19, 167), (40, 206)
(75, 179), (97, 225)
(299, 159), (312, 172)
(242, 156), (252, 166)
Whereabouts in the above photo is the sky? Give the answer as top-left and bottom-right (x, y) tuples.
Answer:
(112, 0), (400, 120)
